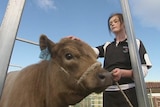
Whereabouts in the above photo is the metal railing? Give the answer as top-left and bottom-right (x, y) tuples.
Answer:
(0, 1), (150, 106)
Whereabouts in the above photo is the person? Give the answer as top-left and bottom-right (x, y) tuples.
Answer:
(91, 13), (152, 107)
(67, 13), (152, 107)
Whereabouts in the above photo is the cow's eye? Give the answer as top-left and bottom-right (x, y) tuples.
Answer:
(65, 53), (73, 60)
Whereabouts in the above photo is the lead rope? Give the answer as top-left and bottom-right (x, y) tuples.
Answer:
(115, 82), (134, 107)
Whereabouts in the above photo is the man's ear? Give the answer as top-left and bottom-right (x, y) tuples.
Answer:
(39, 34), (55, 53)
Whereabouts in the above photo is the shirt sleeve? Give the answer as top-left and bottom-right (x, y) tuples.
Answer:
(141, 64), (148, 77)
(95, 45), (105, 57)
(95, 42), (111, 57)
(138, 39), (152, 69)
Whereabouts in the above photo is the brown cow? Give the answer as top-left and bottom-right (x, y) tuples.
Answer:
(0, 34), (113, 107)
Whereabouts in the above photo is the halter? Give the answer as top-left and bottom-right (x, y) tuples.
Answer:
(60, 62), (102, 88)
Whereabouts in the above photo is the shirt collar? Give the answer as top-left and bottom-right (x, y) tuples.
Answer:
(114, 38), (127, 43)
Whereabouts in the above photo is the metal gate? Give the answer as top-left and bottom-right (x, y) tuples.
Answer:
(0, 1), (150, 107)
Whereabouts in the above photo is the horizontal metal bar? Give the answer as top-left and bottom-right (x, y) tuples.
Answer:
(9, 64), (23, 68)
(16, 37), (39, 46)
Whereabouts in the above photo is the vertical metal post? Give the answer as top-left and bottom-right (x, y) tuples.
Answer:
(0, 0), (26, 98)
(149, 88), (154, 107)
(119, 0), (150, 107)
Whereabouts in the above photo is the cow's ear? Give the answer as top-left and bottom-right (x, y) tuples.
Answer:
(39, 34), (55, 52)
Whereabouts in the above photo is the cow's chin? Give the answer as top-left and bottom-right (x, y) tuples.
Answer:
(68, 86), (105, 105)
(68, 91), (91, 105)
(93, 87), (106, 93)
(81, 82), (111, 94)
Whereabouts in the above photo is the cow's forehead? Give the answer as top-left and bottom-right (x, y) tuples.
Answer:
(56, 38), (97, 57)
(59, 38), (90, 48)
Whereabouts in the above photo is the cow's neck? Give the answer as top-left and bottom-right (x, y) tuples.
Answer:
(44, 62), (69, 107)
(45, 61), (90, 107)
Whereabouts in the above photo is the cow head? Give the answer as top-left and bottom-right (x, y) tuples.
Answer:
(39, 34), (113, 106)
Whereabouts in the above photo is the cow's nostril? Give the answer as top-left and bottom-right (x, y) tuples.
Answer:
(98, 73), (106, 80)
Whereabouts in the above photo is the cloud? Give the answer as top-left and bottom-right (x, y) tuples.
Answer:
(130, 0), (160, 30)
(36, 0), (56, 10)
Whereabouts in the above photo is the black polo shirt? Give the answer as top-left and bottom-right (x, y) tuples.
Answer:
(96, 39), (148, 85)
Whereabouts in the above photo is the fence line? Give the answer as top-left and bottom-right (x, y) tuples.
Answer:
(9, 37), (39, 69)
